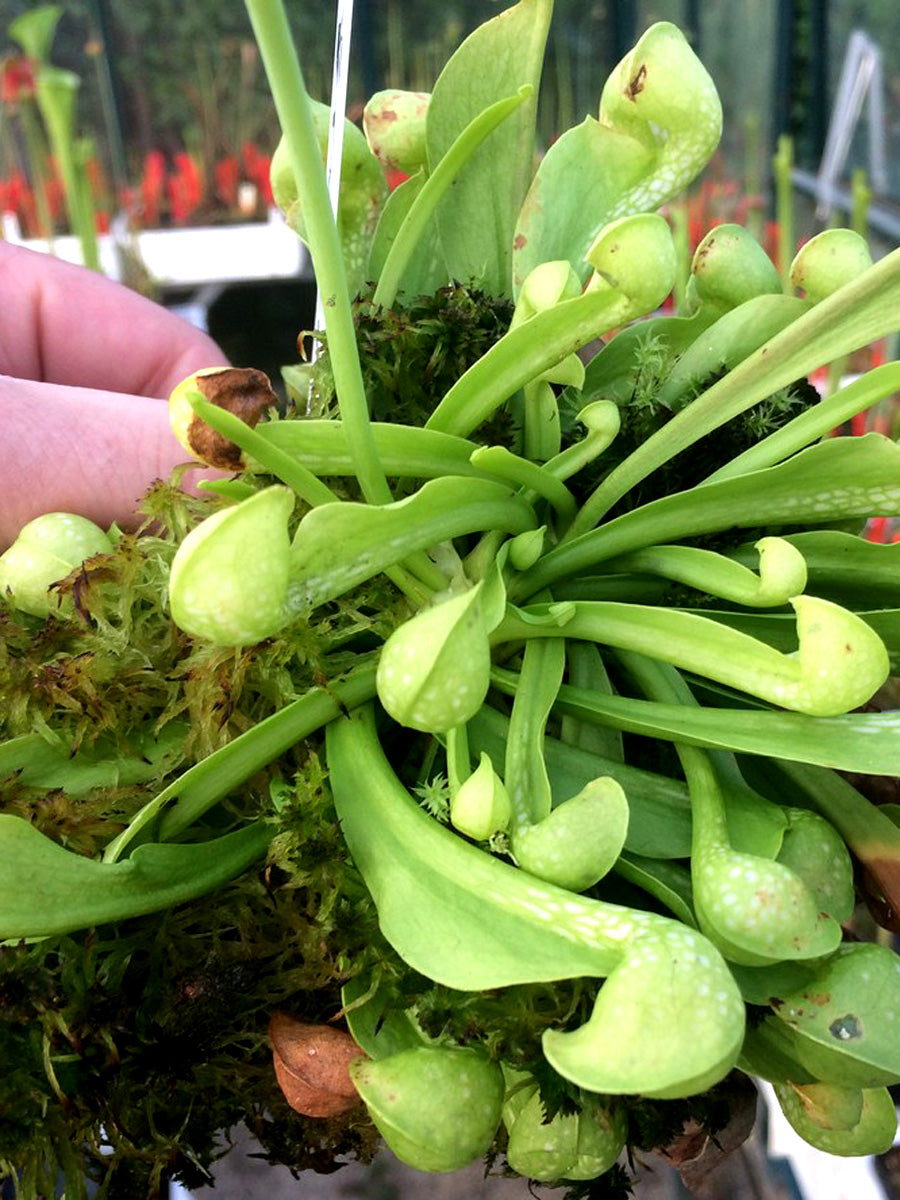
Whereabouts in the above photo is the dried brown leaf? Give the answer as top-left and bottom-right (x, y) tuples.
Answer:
(270, 1011), (364, 1118)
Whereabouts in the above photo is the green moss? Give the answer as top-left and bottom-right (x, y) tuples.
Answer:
(311, 284), (518, 445)
(0, 481), (400, 1192)
(0, 761), (386, 1192)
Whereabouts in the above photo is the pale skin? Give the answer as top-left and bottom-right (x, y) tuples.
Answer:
(0, 241), (229, 550)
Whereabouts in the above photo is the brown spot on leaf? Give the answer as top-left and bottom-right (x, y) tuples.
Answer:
(514, 233), (527, 250)
(626, 64), (647, 100)
(694, 238), (715, 267)
(270, 1012), (364, 1118)
(187, 367), (277, 470)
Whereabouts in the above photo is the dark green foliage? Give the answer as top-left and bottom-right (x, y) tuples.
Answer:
(313, 284), (517, 443)
(560, 333), (820, 515)
(621, 1084), (733, 1156)
(561, 1164), (636, 1200)
(0, 724), (389, 1191)
(0, 858), (382, 1193)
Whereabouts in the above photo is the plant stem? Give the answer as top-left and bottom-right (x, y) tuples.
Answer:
(35, 70), (100, 271)
(103, 661), (378, 860)
(191, 395), (340, 507)
(17, 102), (55, 239)
(773, 134), (794, 292)
(851, 166), (871, 239)
(243, 0), (390, 508)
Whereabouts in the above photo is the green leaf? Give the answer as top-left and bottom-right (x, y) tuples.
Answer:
(759, 759), (900, 929)
(710, 361), (900, 481)
(687, 607), (900, 674)
(776, 808), (855, 924)
(520, 434), (900, 594)
(491, 668), (900, 774)
(790, 228), (873, 304)
(467, 704), (692, 859)
(512, 777), (630, 894)
(685, 223), (783, 314)
(513, 22), (721, 290)
(773, 1083), (897, 1156)
(168, 485), (295, 645)
(570, 247), (900, 528)
(367, 170), (446, 300)
(504, 1084), (626, 1183)
(0, 512), (113, 617)
(738, 529), (900, 610)
(376, 586), (492, 733)
(0, 816), (271, 938)
(271, 100), (387, 297)
(769, 943), (900, 1088)
(373, 87), (532, 309)
(577, 310), (712, 406)
(9, 5), (63, 62)
(605, 537), (807, 608)
(0, 724), (185, 796)
(614, 854), (696, 927)
(496, 595), (889, 717)
(617, 657), (842, 968)
(288, 476), (536, 610)
(655, 295), (808, 411)
(327, 706), (745, 1099)
(350, 1046), (504, 1173)
(341, 974), (425, 1060)
(106, 663), (378, 857)
(426, 234), (675, 438)
(256, 417), (491, 482)
(426, 0), (552, 296)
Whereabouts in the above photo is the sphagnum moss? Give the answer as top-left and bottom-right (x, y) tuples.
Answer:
(5, 2), (900, 1194)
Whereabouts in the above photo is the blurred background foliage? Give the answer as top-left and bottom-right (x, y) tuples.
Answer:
(1, 1), (899, 226)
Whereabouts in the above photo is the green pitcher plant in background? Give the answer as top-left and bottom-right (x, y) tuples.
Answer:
(4, 0), (900, 1191)
(8, 5), (102, 270)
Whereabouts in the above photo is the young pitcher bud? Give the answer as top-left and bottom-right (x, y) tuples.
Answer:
(363, 89), (430, 173)
(376, 585), (491, 733)
(169, 366), (278, 469)
(168, 485), (294, 645)
(504, 1078), (627, 1183)
(0, 512), (112, 616)
(507, 527), (545, 572)
(350, 1046), (504, 1173)
(688, 223), (782, 313)
(585, 213), (676, 320)
(790, 229), (873, 305)
(450, 752), (511, 841)
(270, 98), (387, 247)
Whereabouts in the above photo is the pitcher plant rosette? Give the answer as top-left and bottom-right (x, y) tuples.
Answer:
(4, 1), (900, 1195)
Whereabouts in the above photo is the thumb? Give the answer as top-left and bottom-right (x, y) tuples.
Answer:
(0, 376), (221, 549)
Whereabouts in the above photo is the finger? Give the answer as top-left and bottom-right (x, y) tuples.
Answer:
(0, 241), (228, 395)
(0, 375), (218, 548)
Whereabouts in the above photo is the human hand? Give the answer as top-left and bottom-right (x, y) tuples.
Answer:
(0, 241), (230, 549)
